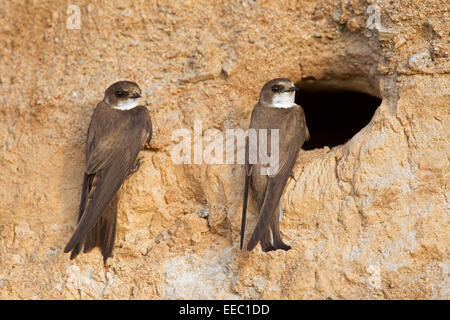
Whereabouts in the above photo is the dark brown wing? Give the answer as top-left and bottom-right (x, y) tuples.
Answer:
(247, 107), (307, 251)
(145, 115), (152, 147)
(64, 105), (151, 258)
(68, 172), (94, 259)
(240, 107), (256, 250)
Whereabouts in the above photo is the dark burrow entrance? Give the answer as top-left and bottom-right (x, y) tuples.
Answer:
(295, 80), (382, 150)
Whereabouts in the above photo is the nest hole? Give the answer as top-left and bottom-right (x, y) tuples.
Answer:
(295, 79), (382, 150)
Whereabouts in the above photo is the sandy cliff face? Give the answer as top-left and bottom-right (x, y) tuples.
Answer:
(0, 0), (448, 299)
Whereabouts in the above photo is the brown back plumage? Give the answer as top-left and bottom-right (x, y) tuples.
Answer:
(64, 84), (151, 262)
(241, 79), (309, 252)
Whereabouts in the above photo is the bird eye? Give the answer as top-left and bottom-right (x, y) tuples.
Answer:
(271, 85), (281, 92)
(115, 90), (127, 98)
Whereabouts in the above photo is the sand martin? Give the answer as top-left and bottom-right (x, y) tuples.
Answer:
(64, 81), (152, 262)
(241, 78), (309, 252)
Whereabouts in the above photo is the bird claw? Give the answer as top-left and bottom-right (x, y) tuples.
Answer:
(126, 157), (144, 179)
(144, 142), (152, 150)
(290, 171), (297, 182)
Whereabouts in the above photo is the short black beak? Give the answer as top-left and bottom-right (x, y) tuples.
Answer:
(131, 93), (141, 99)
(285, 87), (300, 92)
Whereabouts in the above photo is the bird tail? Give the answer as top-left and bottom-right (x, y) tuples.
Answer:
(83, 195), (118, 263)
(246, 190), (279, 251)
(247, 197), (291, 252)
(250, 205), (291, 252)
(64, 195), (118, 263)
(268, 203), (291, 251)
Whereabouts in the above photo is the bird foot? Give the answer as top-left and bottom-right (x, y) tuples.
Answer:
(290, 171), (297, 182)
(126, 157), (144, 179)
(263, 244), (291, 252)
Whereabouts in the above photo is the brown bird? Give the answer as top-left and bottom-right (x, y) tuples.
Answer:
(64, 81), (152, 262)
(241, 78), (309, 252)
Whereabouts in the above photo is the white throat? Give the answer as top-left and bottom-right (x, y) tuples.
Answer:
(271, 92), (296, 108)
(111, 98), (140, 111)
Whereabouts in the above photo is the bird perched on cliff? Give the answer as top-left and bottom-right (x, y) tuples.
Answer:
(241, 78), (309, 252)
(64, 81), (152, 263)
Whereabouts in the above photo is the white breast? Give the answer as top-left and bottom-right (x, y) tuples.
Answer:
(113, 98), (140, 111)
(272, 92), (296, 109)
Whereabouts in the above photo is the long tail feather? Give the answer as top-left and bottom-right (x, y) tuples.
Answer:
(240, 174), (250, 250)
